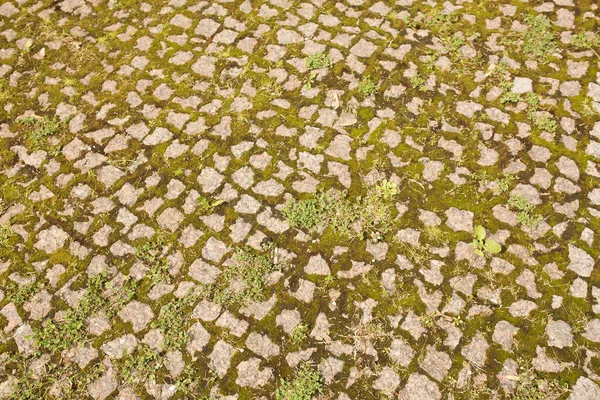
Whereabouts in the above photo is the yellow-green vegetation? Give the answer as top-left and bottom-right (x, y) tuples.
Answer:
(305, 52), (333, 70)
(470, 171), (519, 195)
(522, 14), (557, 62)
(572, 32), (600, 58)
(5, 281), (42, 305)
(494, 174), (518, 195)
(0, 224), (14, 247)
(303, 52), (333, 90)
(290, 323), (309, 343)
(423, 225), (447, 245)
(197, 196), (225, 215)
(524, 93), (557, 133)
(17, 116), (64, 150)
(118, 345), (216, 396)
(120, 344), (163, 384)
(0, 79), (9, 103)
(499, 79), (522, 104)
(33, 272), (135, 352)
(513, 370), (567, 400)
(5, 357), (104, 400)
(1, 0), (597, 397)
(303, 71), (318, 90)
(275, 365), (324, 400)
(201, 245), (282, 306)
(470, 225), (501, 257)
(508, 194), (543, 229)
(34, 272), (110, 352)
(409, 74), (426, 91)
(358, 76), (377, 97)
(441, 32), (466, 57)
(283, 180), (398, 240)
(282, 192), (332, 231)
(135, 238), (172, 286)
(151, 294), (197, 349)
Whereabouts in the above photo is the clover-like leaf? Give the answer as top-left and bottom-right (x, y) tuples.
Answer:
(474, 225), (486, 240)
(474, 248), (485, 257)
(483, 239), (502, 254)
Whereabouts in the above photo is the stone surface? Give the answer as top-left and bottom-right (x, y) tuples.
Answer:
(0, 2), (597, 398)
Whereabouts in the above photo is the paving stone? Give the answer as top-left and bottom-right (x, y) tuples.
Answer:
(399, 373), (441, 400)
(419, 345), (452, 382)
(546, 319), (573, 349)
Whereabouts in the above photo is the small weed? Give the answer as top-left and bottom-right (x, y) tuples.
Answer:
(494, 174), (518, 194)
(135, 239), (172, 286)
(0, 225), (14, 246)
(500, 91), (522, 104)
(532, 114), (557, 133)
(197, 196), (225, 215)
(499, 79), (521, 104)
(409, 74), (426, 90)
(508, 194), (543, 229)
(524, 93), (557, 133)
(34, 272), (110, 352)
(358, 76), (377, 96)
(175, 365), (217, 397)
(421, 8), (456, 34)
(282, 192), (332, 231)
(470, 170), (490, 185)
(304, 71), (317, 89)
(470, 225), (502, 257)
(441, 32), (466, 57)
(257, 76), (283, 100)
(290, 323), (309, 343)
(7, 358), (104, 400)
(120, 344), (164, 385)
(452, 315), (465, 328)
(151, 294), (197, 350)
(374, 179), (398, 199)
(284, 183), (397, 240)
(17, 116), (63, 149)
(522, 14), (557, 62)
(423, 225), (447, 245)
(221, 246), (281, 304)
(275, 365), (324, 400)
(305, 52), (332, 70)
(572, 32), (600, 49)
(572, 32), (600, 58)
(513, 370), (567, 400)
(202, 246), (281, 307)
(5, 281), (42, 305)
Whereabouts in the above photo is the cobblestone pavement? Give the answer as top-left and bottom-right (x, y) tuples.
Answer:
(1, 0), (600, 399)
